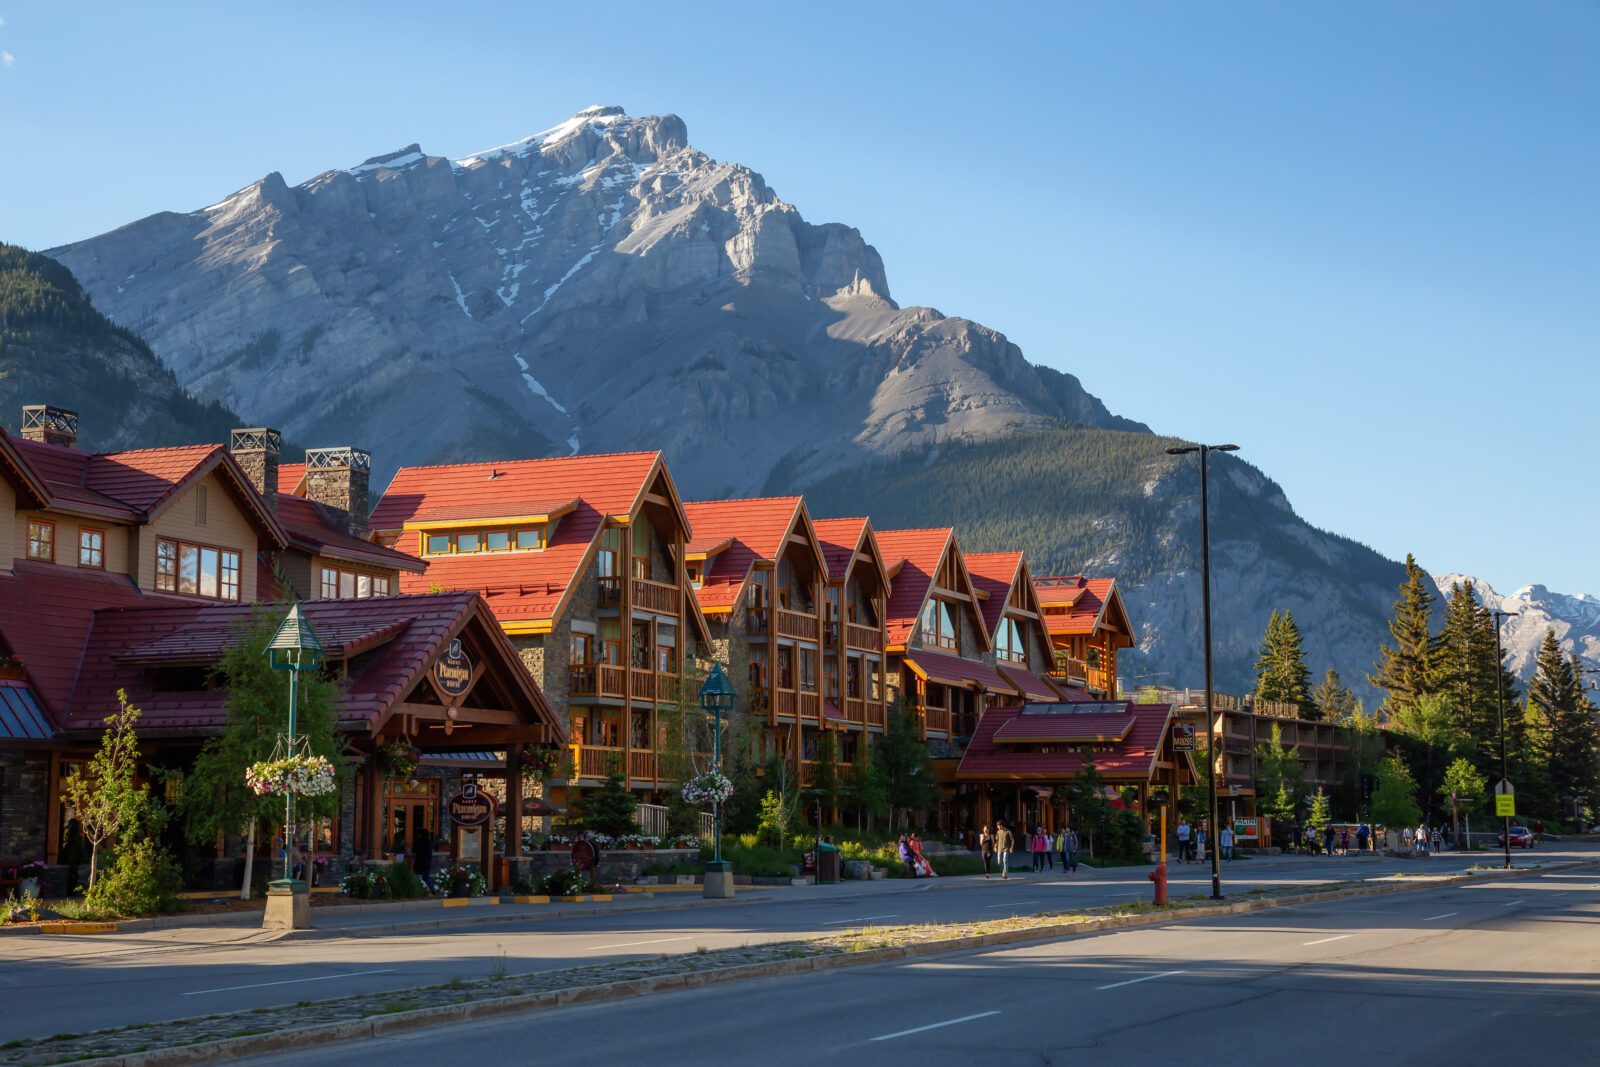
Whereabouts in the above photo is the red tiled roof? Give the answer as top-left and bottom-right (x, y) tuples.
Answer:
(1035, 575), (1114, 635)
(813, 517), (868, 582)
(0, 426), (51, 508)
(369, 452), (663, 532)
(956, 701), (1173, 781)
(276, 494), (426, 574)
(278, 463), (307, 495)
(998, 665), (1062, 703)
(683, 497), (807, 612)
(965, 551), (1024, 636)
(902, 648), (1016, 695)
(991, 708), (1135, 743)
(875, 528), (952, 647)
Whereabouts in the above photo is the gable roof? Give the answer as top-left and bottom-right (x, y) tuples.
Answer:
(875, 528), (990, 651)
(683, 497), (826, 613)
(956, 701), (1174, 782)
(0, 425), (50, 508)
(964, 551), (1025, 636)
(276, 494), (427, 574)
(1035, 575), (1134, 647)
(812, 517), (869, 582)
(278, 462), (307, 496)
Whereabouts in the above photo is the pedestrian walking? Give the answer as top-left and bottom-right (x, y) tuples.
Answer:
(1416, 823), (1429, 857)
(1176, 819), (1191, 863)
(1430, 827), (1442, 854)
(1339, 827), (1350, 856)
(1064, 827), (1079, 872)
(1030, 828), (1047, 872)
(1402, 826), (1414, 853)
(1196, 826), (1207, 863)
(995, 821), (1014, 879)
(1220, 824), (1233, 861)
(1052, 827), (1066, 871)
(979, 824), (995, 879)
(897, 835), (916, 877)
(1323, 826), (1335, 856)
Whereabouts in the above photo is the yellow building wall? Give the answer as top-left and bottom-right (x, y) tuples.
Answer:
(12, 508), (132, 577)
(133, 472), (259, 600)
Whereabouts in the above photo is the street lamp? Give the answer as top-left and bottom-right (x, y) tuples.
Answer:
(699, 662), (737, 892)
(1488, 609), (1518, 871)
(267, 602), (325, 885)
(1166, 442), (1238, 901)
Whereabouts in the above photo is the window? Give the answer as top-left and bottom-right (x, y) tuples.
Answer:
(516, 528), (545, 551)
(687, 563), (703, 588)
(921, 598), (957, 650)
(78, 528), (106, 569)
(156, 539), (241, 601)
(799, 648), (818, 693)
(996, 617), (1027, 664)
(485, 531), (510, 552)
(26, 521), (54, 562)
(570, 632), (594, 665)
(599, 620), (622, 665)
(455, 532), (481, 553)
(421, 526), (548, 555)
(597, 528), (621, 577)
(426, 533), (451, 555)
(777, 646), (795, 690)
(320, 569), (339, 599)
(319, 565), (390, 600)
(656, 643), (676, 674)
(747, 571), (768, 608)
(373, 576), (390, 596)
(824, 659), (839, 700)
(632, 523), (654, 580)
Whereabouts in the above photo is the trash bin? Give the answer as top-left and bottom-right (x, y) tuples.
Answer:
(817, 845), (842, 884)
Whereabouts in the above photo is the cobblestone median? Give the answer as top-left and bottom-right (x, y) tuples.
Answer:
(0, 869), (1549, 1066)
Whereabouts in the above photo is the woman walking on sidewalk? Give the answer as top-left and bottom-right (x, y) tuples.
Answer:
(980, 824), (995, 879)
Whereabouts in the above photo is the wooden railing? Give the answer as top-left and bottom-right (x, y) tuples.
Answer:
(921, 704), (951, 735)
(845, 697), (866, 724)
(744, 607), (769, 635)
(632, 577), (680, 615)
(865, 701), (887, 729)
(774, 688), (799, 718)
(630, 668), (657, 701)
(597, 576), (622, 609)
(576, 745), (625, 778)
(846, 623), (882, 651)
(629, 750), (657, 781)
(569, 663), (628, 699)
(799, 692), (820, 720)
(1050, 657), (1089, 683)
(777, 608), (817, 640)
(656, 673), (680, 702)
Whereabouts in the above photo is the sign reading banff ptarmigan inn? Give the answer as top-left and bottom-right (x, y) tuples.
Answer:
(433, 638), (473, 698)
(447, 783), (497, 827)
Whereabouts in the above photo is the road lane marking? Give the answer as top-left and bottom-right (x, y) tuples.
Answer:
(823, 914), (898, 925)
(869, 1010), (1001, 1041)
(183, 969), (396, 995)
(1303, 935), (1351, 946)
(1423, 913), (1458, 921)
(985, 900), (1042, 908)
(1097, 970), (1185, 990)
(1502, 900), (1525, 907)
(586, 937), (692, 951)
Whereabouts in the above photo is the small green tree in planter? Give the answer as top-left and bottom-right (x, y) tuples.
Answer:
(583, 773), (639, 841)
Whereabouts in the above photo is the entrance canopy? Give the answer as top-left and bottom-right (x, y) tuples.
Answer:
(956, 700), (1179, 783)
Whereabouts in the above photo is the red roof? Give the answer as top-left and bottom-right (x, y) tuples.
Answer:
(1035, 575), (1116, 635)
(683, 497), (812, 612)
(956, 701), (1173, 781)
(991, 709), (1134, 743)
(875, 528), (954, 647)
(998, 664), (1067, 703)
(278, 463), (306, 495)
(965, 551), (1024, 636)
(902, 648), (1016, 695)
(813, 517), (869, 582)
(276, 494), (425, 574)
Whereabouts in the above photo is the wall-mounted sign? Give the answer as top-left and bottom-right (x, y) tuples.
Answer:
(434, 638), (473, 698)
(447, 782), (497, 827)
(1171, 722), (1196, 752)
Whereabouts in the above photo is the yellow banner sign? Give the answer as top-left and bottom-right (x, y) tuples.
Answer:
(1494, 794), (1516, 817)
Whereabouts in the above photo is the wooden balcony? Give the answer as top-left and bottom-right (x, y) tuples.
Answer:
(632, 577), (680, 615)
(798, 760), (855, 788)
(629, 750), (657, 781)
(776, 608), (818, 640)
(845, 697), (866, 725)
(1050, 657), (1089, 683)
(630, 668), (657, 702)
(774, 688), (799, 718)
(568, 663), (628, 699)
(573, 744), (626, 779)
(846, 622), (883, 652)
(865, 701), (887, 729)
(921, 703), (951, 736)
(597, 576), (622, 610)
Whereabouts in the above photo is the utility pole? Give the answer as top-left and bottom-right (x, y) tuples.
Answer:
(1489, 609), (1518, 871)
(1166, 442), (1238, 901)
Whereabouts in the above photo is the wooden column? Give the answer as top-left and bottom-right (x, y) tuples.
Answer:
(620, 520), (634, 789)
(45, 751), (61, 864)
(363, 753), (383, 859)
(505, 747), (523, 884)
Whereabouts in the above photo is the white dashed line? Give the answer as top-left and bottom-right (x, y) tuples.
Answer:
(1303, 935), (1351, 946)
(1097, 970), (1185, 991)
(586, 937), (692, 951)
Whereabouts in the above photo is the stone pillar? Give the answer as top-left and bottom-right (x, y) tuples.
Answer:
(304, 446), (372, 536)
(229, 428), (282, 513)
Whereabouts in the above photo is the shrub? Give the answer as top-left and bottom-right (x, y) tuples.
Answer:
(540, 869), (596, 896)
(382, 862), (429, 899)
(434, 865), (488, 898)
(85, 839), (182, 917)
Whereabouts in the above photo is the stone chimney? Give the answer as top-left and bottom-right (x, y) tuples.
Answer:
(304, 447), (372, 536)
(228, 428), (282, 513)
(20, 405), (79, 448)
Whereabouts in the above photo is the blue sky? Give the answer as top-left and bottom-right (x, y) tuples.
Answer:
(1, 2), (1595, 595)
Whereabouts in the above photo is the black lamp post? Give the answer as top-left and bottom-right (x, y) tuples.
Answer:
(1488, 609), (1518, 870)
(1166, 442), (1238, 901)
(699, 662), (737, 874)
(266, 602), (324, 885)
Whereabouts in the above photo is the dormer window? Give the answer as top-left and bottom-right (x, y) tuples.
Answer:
(421, 525), (547, 556)
(996, 617), (1027, 665)
(920, 598), (958, 651)
(687, 563), (703, 588)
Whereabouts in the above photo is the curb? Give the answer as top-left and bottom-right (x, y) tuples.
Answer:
(57, 859), (1595, 1066)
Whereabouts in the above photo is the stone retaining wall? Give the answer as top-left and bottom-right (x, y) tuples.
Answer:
(505, 848), (699, 887)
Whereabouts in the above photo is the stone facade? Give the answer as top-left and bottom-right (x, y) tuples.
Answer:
(0, 749), (48, 861)
(504, 847), (701, 888)
(303, 447), (371, 536)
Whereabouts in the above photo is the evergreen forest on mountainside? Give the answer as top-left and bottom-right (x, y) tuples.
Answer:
(0, 243), (243, 449)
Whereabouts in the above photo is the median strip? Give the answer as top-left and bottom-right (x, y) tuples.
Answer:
(2, 860), (1589, 1067)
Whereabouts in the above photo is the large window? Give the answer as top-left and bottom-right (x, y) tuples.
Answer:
(78, 528), (105, 569)
(26, 521), (54, 562)
(920, 598), (958, 650)
(799, 648), (817, 693)
(777, 646), (795, 690)
(155, 538), (241, 601)
(570, 632), (594, 665)
(996, 617), (1027, 665)
(597, 528), (621, 577)
(318, 566), (390, 600)
(421, 524), (547, 556)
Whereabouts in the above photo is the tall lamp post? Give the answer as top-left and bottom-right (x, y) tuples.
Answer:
(1166, 442), (1238, 901)
(699, 663), (737, 898)
(266, 603), (325, 886)
(1488, 609), (1518, 870)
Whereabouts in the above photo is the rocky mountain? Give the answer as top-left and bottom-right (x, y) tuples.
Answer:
(47, 106), (1138, 494)
(0, 243), (242, 449)
(1433, 574), (1600, 685)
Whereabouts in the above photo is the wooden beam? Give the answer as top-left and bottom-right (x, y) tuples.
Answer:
(392, 701), (523, 726)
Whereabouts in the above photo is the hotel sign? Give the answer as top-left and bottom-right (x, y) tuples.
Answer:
(434, 639), (473, 698)
(447, 783), (497, 827)
(1171, 722), (1196, 752)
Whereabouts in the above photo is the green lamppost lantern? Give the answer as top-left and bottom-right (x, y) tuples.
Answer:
(698, 663), (736, 892)
(266, 603), (324, 886)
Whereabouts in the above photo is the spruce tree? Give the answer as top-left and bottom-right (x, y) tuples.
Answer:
(1311, 668), (1358, 723)
(1529, 632), (1600, 823)
(1254, 611), (1314, 716)
(1370, 554), (1438, 719)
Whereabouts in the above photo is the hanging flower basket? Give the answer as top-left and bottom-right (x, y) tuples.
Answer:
(246, 754), (337, 797)
(680, 770), (733, 805)
(377, 739), (421, 780)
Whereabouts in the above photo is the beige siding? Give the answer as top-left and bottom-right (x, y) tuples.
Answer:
(137, 472), (259, 601)
(12, 508), (132, 577)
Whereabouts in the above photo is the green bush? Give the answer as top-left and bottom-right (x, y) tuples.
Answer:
(540, 869), (597, 896)
(85, 839), (182, 917)
(382, 862), (429, 899)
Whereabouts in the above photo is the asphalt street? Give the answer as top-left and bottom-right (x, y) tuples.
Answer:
(234, 862), (1600, 1067)
(0, 845), (1589, 1043)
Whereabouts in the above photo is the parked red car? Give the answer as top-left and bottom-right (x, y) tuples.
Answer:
(1498, 825), (1535, 848)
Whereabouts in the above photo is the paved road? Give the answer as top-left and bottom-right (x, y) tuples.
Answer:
(1, 846), (1590, 1042)
(236, 862), (1600, 1066)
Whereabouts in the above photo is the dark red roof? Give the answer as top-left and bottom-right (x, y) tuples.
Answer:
(991, 708), (1134, 743)
(965, 551), (1024, 636)
(903, 648), (1016, 695)
(1036, 575), (1115, 635)
(876, 528), (953, 647)
(999, 665), (1063, 703)
(276, 494), (426, 573)
(813, 517), (868, 582)
(956, 701), (1173, 781)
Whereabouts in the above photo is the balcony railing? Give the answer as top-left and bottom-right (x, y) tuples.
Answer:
(921, 704), (951, 736)
(597, 576), (622, 610)
(574, 744), (625, 779)
(630, 668), (657, 701)
(865, 701), (887, 729)
(774, 688), (799, 718)
(776, 608), (817, 640)
(845, 697), (866, 724)
(846, 623), (883, 652)
(629, 750), (657, 781)
(569, 663), (628, 699)
(632, 577), (680, 615)
(1050, 657), (1090, 683)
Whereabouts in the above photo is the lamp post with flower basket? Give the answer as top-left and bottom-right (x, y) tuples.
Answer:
(249, 604), (328, 928)
(696, 663), (737, 898)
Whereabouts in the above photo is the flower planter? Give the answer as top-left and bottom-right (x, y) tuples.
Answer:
(0, 664), (27, 682)
(550, 844), (572, 852)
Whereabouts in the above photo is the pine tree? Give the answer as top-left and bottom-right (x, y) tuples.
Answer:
(1370, 554), (1438, 719)
(1311, 668), (1358, 723)
(844, 742), (888, 832)
(1529, 632), (1600, 823)
(809, 730), (843, 823)
(1253, 723), (1304, 839)
(582, 773), (640, 839)
(1434, 582), (1520, 777)
(1254, 611), (1314, 716)
(876, 703), (937, 830)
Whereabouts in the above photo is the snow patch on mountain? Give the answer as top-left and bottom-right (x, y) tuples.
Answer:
(1434, 573), (1600, 682)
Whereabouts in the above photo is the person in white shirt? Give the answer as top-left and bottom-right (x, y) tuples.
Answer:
(1176, 819), (1191, 863)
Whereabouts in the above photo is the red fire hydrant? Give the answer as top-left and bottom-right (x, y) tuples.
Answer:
(1148, 862), (1168, 906)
